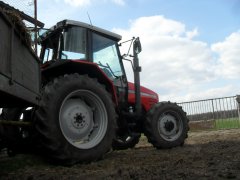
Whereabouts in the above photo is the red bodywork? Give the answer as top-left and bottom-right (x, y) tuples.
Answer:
(41, 60), (118, 104)
(42, 60), (159, 111)
(128, 82), (159, 112)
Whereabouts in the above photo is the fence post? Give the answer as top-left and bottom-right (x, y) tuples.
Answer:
(236, 95), (240, 127)
(211, 99), (217, 129)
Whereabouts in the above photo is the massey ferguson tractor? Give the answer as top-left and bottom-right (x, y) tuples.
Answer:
(0, 7), (189, 164)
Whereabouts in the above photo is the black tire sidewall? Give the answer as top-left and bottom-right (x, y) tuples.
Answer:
(0, 108), (34, 152)
(146, 102), (188, 148)
(36, 74), (116, 163)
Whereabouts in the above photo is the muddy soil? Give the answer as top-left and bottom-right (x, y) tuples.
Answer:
(0, 129), (240, 180)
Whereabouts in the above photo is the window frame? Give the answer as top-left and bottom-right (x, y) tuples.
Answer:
(89, 30), (127, 81)
(40, 26), (89, 62)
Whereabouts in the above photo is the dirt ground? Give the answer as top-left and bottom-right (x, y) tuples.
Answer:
(0, 129), (240, 180)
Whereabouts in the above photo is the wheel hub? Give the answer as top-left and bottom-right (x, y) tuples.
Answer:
(164, 121), (175, 132)
(60, 99), (94, 141)
(73, 113), (86, 129)
(158, 114), (178, 138)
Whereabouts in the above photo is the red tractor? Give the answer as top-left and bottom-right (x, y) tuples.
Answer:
(0, 18), (189, 164)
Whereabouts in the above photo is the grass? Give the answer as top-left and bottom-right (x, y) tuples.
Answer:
(215, 118), (240, 129)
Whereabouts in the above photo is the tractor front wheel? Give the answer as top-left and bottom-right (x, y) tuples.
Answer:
(144, 102), (189, 149)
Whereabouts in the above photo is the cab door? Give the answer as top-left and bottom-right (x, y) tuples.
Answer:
(90, 32), (128, 107)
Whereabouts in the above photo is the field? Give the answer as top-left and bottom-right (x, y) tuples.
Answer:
(215, 118), (240, 129)
(0, 129), (240, 179)
(189, 118), (240, 130)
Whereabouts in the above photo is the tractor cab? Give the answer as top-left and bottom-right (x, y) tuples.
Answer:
(41, 21), (121, 69)
(39, 20), (130, 108)
(40, 20), (125, 79)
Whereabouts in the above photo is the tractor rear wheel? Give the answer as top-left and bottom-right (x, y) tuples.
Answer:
(34, 74), (116, 164)
(144, 102), (189, 149)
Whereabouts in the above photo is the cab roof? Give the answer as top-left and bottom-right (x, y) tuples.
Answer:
(54, 19), (122, 41)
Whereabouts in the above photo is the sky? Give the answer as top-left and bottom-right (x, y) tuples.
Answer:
(36, 0), (240, 102)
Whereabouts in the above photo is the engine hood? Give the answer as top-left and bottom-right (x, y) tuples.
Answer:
(128, 82), (159, 111)
(128, 82), (158, 99)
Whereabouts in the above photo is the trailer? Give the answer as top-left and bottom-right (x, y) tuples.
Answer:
(0, 8), (40, 107)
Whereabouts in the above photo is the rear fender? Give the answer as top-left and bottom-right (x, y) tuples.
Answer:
(41, 60), (118, 104)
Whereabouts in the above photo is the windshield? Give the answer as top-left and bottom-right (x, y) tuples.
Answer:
(92, 33), (123, 79)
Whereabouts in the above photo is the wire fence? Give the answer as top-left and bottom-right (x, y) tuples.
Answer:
(2, 0), (34, 17)
(0, 0), (40, 53)
(178, 95), (240, 130)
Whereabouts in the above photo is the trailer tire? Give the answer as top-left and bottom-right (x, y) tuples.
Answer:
(0, 108), (34, 154)
(34, 74), (116, 164)
(144, 102), (189, 149)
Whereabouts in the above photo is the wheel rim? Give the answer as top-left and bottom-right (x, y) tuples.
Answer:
(59, 90), (108, 149)
(157, 110), (183, 141)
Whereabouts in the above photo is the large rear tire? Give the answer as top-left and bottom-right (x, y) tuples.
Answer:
(35, 74), (116, 164)
(144, 102), (189, 149)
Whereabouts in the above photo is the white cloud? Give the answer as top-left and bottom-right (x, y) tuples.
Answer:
(111, 0), (125, 6)
(186, 28), (199, 39)
(211, 31), (240, 79)
(123, 16), (186, 38)
(114, 15), (240, 102)
(170, 85), (239, 103)
(63, 0), (125, 7)
(64, 0), (91, 7)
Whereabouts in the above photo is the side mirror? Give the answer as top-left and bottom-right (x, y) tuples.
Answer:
(133, 37), (142, 54)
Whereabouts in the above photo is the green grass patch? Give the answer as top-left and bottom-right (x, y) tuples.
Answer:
(215, 118), (240, 129)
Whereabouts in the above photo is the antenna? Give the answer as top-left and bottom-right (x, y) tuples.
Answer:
(87, 11), (93, 26)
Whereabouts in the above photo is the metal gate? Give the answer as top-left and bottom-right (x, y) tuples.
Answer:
(178, 95), (240, 130)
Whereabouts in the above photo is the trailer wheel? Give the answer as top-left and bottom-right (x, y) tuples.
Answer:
(35, 74), (116, 164)
(112, 133), (140, 150)
(144, 102), (189, 149)
(0, 108), (34, 154)
(0, 111), (4, 151)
